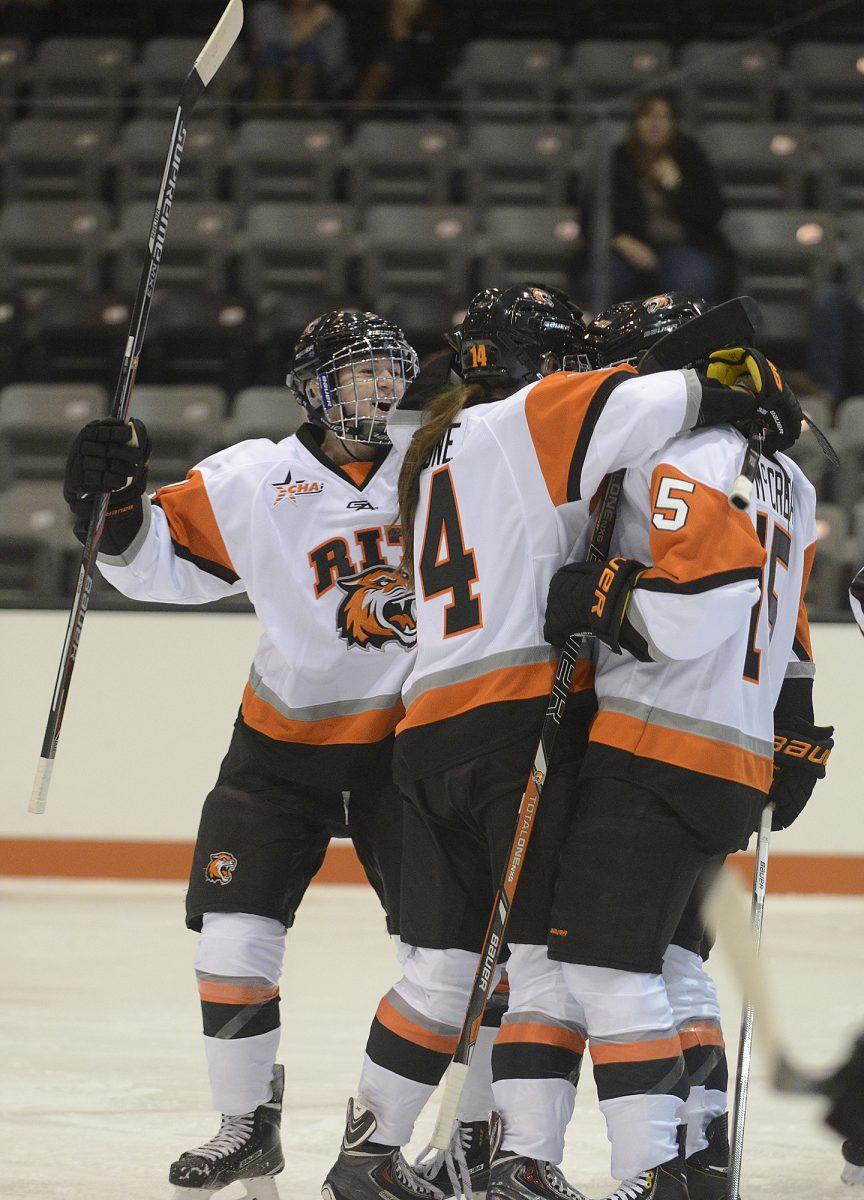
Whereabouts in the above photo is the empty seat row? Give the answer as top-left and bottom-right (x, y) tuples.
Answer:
(3, 116), (864, 214)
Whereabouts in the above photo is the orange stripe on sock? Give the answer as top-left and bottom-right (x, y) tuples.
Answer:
(198, 980), (279, 1006)
(496, 1022), (586, 1054)
(679, 1023), (725, 1051)
(590, 1035), (682, 1065)
(375, 997), (458, 1055)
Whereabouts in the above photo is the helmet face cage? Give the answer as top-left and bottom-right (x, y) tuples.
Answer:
(289, 312), (419, 445)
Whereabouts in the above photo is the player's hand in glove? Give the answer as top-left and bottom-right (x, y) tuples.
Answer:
(706, 346), (803, 453)
(544, 556), (650, 659)
(63, 418), (151, 553)
(769, 714), (834, 830)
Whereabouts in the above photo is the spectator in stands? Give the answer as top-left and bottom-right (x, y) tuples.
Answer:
(350, 0), (450, 109)
(581, 92), (732, 305)
(249, 0), (351, 103)
(808, 283), (864, 406)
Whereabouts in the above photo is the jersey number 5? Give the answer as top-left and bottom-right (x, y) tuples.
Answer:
(419, 467), (482, 637)
(651, 476), (695, 532)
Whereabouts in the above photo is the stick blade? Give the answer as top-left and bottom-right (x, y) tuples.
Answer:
(640, 296), (762, 374)
(194, 0), (244, 86)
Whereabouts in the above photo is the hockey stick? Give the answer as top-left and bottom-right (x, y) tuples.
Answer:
(728, 802), (773, 1198)
(729, 425), (764, 511)
(429, 468), (625, 1151)
(29, 0), (244, 816)
(638, 296), (762, 376)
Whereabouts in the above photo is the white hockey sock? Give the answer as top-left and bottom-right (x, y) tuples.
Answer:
(195, 912), (286, 1116)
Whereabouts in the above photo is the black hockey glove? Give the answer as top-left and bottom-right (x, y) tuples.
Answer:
(768, 715), (834, 831)
(705, 346), (803, 453)
(63, 418), (151, 554)
(826, 1031), (864, 1146)
(544, 556), (650, 658)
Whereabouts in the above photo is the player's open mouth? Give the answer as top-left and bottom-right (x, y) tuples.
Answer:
(384, 597), (414, 629)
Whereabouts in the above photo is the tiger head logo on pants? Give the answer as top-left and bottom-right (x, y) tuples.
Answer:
(205, 851), (238, 885)
(336, 565), (417, 650)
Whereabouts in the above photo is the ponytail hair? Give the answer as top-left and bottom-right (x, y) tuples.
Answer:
(398, 382), (486, 582)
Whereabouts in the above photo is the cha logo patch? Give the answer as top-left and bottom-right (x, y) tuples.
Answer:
(272, 470), (324, 506)
(336, 565), (417, 650)
(205, 851), (238, 885)
(643, 294), (672, 313)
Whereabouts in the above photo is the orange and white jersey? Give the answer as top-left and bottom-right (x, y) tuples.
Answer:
(851, 566), (864, 634)
(584, 427), (817, 848)
(96, 425), (416, 786)
(391, 365), (707, 782)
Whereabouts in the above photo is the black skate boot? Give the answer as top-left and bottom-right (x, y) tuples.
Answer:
(686, 1113), (736, 1200)
(486, 1111), (589, 1200)
(842, 1139), (864, 1185)
(169, 1064), (284, 1199)
(599, 1154), (689, 1200)
(414, 1120), (492, 1198)
(322, 1098), (447, 1200)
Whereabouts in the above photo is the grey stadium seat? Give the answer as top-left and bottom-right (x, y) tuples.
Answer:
(29, 37), (134, 119)
(838, 213), (864, 298)
(0, 481), (70, 604)
(807, 503), (850, 615)
(0, 39), (29, 128)
(232, 119), (343, 208)
(722, 208), (835, 301)
(370, 287), (465, 356)
(129, 385), (227, 480)
(114, 201), (235, 294)
(225, 388), (303, 445)
(347, 121), (457, 208)
(0, 200), (110, 290)
(817, 125), (864, 213)
(784, 394), (834, 495)
(449, 39), (563, 121)
(698, 123), (810, 209)
(788, 43), (864, 124)
(835, 395), (864, 510)
(465, 123), (574, 208)
(239, 203), (355, 295)
(361, 205), (475, 298)
(0, 382), (107, 486)
(135, 36), (243, 112)
(114, 118), (228, 205)
(480, 206), (583, 292)
(3, 118), (113, 201)
(679, 40), (780, 124)
(566, 41), (672, 116)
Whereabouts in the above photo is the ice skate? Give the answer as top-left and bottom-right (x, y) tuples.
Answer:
(169, 1064), (284, 1198)
(414, 1119), (492, 1199)
(842, 1140), (864, 1185)
(486, 1112), (588, 1200)
(322, 1097), (446, 1200)
(687, 1113), (737, 1199)
(599, 1154), (688, 1200)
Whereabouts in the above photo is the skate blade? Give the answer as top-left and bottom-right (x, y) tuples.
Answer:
(843, 1162), (864, 1186)
(171, 1178), (281, 1200)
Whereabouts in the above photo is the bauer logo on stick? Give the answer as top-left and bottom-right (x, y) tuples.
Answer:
(205, 851), (238, 885)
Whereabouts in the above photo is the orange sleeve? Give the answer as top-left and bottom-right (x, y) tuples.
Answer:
(152, 470), (239, 583)
(523, 367), (635, 506)
(793, 541), (816, 662)
(638, 464), (765, 594)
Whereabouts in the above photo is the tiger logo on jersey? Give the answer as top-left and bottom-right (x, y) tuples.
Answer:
(335, 566), (417, 651)
(205, 851), (238, 885)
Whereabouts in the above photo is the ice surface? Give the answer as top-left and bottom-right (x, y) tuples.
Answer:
(2, 880), (862, 1199)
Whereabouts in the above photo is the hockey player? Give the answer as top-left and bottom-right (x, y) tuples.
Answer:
(319, 283), (803, 1200)
(542, 307), (832, 1198)
(843, 570), (864, 1184)
(62, 311), (425, 1200)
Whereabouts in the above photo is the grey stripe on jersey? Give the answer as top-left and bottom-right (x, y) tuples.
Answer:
(96, 496), (152, 567)
(680, 369), (704, 432)
(784, 660), (816, 678)
(598, 694), (774, 759)
(402, 643), (564, 709)
(248, 664), (402, 722)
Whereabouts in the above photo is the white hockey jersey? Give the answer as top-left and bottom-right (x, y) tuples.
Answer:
(392, 365), (707, 782)
(851, 566), (864, 634)
(97, 425), (416, 786)
(582, 427), (817, 849)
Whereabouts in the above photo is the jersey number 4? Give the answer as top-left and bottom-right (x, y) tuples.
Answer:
(419, 467), (482, 637)
(743, 512), (791, 683)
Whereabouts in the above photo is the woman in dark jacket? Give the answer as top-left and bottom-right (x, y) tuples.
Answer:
(584, 92), (732, 304)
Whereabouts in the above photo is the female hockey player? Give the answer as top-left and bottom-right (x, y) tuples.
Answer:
(541, 309), (832, 1199)
(320, 283), (803, 1200)
(63, 311), (428, 1200)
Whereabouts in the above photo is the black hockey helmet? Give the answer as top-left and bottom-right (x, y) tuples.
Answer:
(448, 284), (590, 386)
(585, 292), (709, 369)
(287, 310), (419, 445)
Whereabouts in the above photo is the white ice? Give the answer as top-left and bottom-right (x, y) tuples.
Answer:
(3, 880), (862, 1200)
